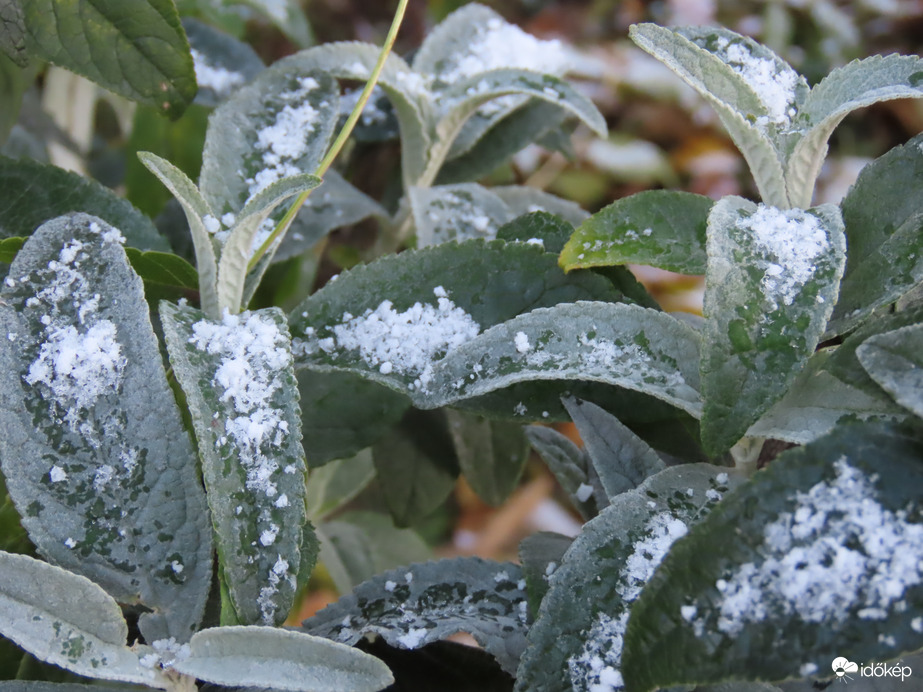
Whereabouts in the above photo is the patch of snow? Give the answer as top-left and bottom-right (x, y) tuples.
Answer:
(191, 48), (246, 98)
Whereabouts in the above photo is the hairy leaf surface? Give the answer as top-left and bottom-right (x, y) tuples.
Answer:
(857, 323), (923, 420)
(525, 425), (601, 520)
(183, 18), (263, 107)
(410, 183), (512, 247)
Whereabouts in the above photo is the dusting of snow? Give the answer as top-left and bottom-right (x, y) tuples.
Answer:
(191, 48), (245, 98)
(526, 237), (545, 248)
(141, 637), (192, 669)
(397, 627), (429, 649)
(64, 537), (77, 549)
(514, 331), (531, 354)
(575, 483), (594, 503)
(384, 580), (397, 592)
(257, 555), (295, 625)
(702, 458), (923, 637)
(514, 402), (527, 416)
(49, 465), (67, 483)
(736, 205), (829, 310)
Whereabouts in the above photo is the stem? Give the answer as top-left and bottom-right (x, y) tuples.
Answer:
(247, 0), (410, 272)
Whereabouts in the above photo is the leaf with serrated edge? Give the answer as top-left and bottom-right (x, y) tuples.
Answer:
(0, 214), (213, 643)
(21, 0), (195, 119)
(525, 425), (602, 520)
(0, 551), (167, 688)
(629, 24), (801, 207)
(700, 198), (845, 455)
(138, 152), (219, 317)
(183, 18), (264, 108)
(427, 301), (703, 417)
(514, 464), (746, 692)
(561, 191), (712, 275)
(787, 54), (923, 208)
(857, 323), (923, 420)
(160, 301), (307, 626)
(828, 133), (923, 336)
(302, 557), (529, 675)
(621, 422), (923, 692)
(289, 239), (621, 403)
(171, 625), (392, 692)
(563, 398), (666, 502)
(410, 183), (513, 247)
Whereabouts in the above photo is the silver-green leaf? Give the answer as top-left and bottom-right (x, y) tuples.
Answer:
(409, 183), (513, 247)
(857, 323), (923, 420)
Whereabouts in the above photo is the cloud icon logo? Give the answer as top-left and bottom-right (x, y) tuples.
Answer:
(832, 657), (859, 678)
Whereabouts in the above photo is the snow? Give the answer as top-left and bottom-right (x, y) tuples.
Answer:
(575, 483), (594, 502)
(514, 331), (531, 353)
(191, 48), (245, 98)
(397, 627), (429, 649)
(49, 466), (67, 483)
(736, 205), (829, 310)
(257, 555), (294, 625)
(706, 458), (923, 636)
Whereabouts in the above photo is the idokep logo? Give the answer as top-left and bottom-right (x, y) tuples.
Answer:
(831, 656), (913, 683)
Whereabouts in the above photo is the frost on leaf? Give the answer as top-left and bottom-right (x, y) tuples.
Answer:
(191, 48), (246, 99)
(302, 557), (529, 675)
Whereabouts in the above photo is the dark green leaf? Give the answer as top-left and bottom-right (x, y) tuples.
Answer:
(238, 0), (313, 48)
(306, 451), (377, 520)
(183, 17), (263, 107)
(497, 211), (574, 255)
(0, 214), (212, 643)
(560, 191), (713, 275)
(0, 235), (22, 263)
(22, 0), (196, 119)
(302, 557), (530, 675)
(700, 198), (845, 455)
(123, 248), (198, 290)
(621, 422), (923, 692)
(0, 155), (168, 250)
(857, 323), (923, 419)
(515, 464), (746, 692)
(0, 0), (27, 67)
(518, 532), (573, 618)
(0, 53), (26, 147)
(525, 425), (601, 520)
(160, 302), (307, 626)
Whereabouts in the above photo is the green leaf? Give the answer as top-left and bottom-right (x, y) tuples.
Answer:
(428, 301), (703, 417)
(123, 248), (199, 293)
(700, 198), (846, 455)
(857, 323), (923, 420)
(372, 408), (459, 528)
(492, 186), (589, 227)
(629, 24), (800, 207)
(562, 397), (666, 501)
(159, 301), (308, 626)
(317, 511), (432, 594)
(525, 425), (601, 520)
(21, 0), (196, 119)
(237, 0), (313, 48)
(560, 191), (712, 275)
(497, 211), (575, 255)
(0, 551), (167, 687)
(0, 214), (213, 643)
(621, 422), (923, 691)
(413, 4), (505, 82)
(0, 53), (27, 146)
(0, 1), (27, 67)
(183, 18), (264, 107)
(302, 557), (530, 675)
(788, 54), (923, 209)
(171, 625), (393, 692)
(0, 236), (23, 263)
(518, 532), (573, 618)
(409, 183), (513, 247)
(829, 133), (923, 336)
(298, 369), (410, 468)
(0, 155), (169, 250)
(289, 239), (622, 405)
(306, 451), (377, 521)
(515, 464), (746, 692)
(446, 410), (528, 506)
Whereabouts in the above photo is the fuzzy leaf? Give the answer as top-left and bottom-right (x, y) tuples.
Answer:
(183, 18), (263, 107)
(302, 557), (530, 675)
(492, 186), (589, 227)
(0, 155), (168, 250)
(787, 54), (923, 208)
(160, 301), (307, 626)
(515, 464), (746, 692)
(828, 133), (923, 336)
(0, 0), (27, 67)
(560, 191), (712, 275)
(446, 410), (529, 506)
(413, 3), (504, 82)
(621, 422), (923, 691)
(525, 425), (601, 520)
(562, 398), (666, 501)
(306, 451), (377, 521)
(289, 239), (622, 404)
(0, 214), (213, 642)
(857, 323), (923, 420)
(0, 551), (166, 687)
(172, 625), (393, 692)
(21, 0), (195, 119)
(700, 198), (846, 455)
(629, 24), (800, 207)
(518, 532), (573, 618)
(497, 212), (575, 255)
(409, 183), (513, 247)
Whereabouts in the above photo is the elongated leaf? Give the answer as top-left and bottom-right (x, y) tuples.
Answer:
(621, 422), (923, 691)
(160, 301), (307, 626)
(306, 451), (377, 521)
(629, 24), (798, 207)
(492, 186), (589, 227)
(0, 0), (27, 67)
(0, 214), (213, 642)
(787, 54), (923, 208)
(857, 323), (923, 419)
(410, 183), (512, 247)
(700, 198), (846, 455)
(183, 18), (263, 107)
(518, 532), (574, 617)
(238, 0), (313, 48)
(0, 155), (168, 250)
(0, 53), (26, 146)
(560, 191), (712, 275)
(122, 248), (199, 307)
(302, 558), (530, 675)
(172, 625), (392, 692)
(427, 301), (703, 417)
(515, 464), (745, 692)
(413, 4), (507, 82)
(0, 684), (150, 692)
(562, 398), (666, 501)
(0, 551), (167, 687)
(525, 425), (602, 520)
(446, 410), (528, 506)
(829, 133), (923, 336)
(21, 0), (195, 119)
(289, 239), (621, 403)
